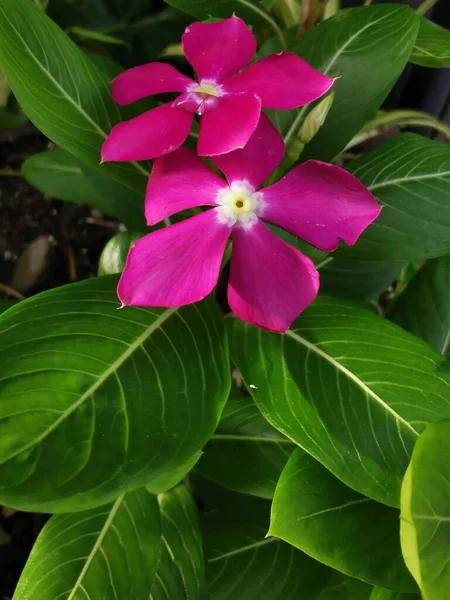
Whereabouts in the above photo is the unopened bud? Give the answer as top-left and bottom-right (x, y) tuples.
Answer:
(299, 91), (334, 144)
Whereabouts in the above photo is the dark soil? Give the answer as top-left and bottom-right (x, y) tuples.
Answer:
(0, 123), (116, 302)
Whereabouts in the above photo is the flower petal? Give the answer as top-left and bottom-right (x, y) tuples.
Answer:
(262, 160), (382, 253)
(118, 210), (231, 307)
(111, 63), (194, 105)
(224, 52), (334, 109)
(182, 16), (256, 83)
(145, 147), (228, 225)
(101, 102), (193, 162)
(197, 94), (261, 157)
(212, 113), (284, 190)
(228, 220), (319, 333)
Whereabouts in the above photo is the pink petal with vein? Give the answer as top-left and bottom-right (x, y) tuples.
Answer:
(212, 113), (284, 190)
(101, 102), (193, 162)
(197, 94), (261, 157)
(145, 147), (227, 226)
(228, 220), (319, 333)
(262, 160), (382, 253)
(118, 210), (231, 307)
(111, 63), (194, 105)
(224, 53), (334, 109)
(182, 16), (256, 83)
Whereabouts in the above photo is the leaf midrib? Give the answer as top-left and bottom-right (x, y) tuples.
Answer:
(285, 329), (419, 437)
(67, 494), (124, 600)
(207, 537), (276, 564)
(0, 307), (178, 466)
(368, 171), (450, 191)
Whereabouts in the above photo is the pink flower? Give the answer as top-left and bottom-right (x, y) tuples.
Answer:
(118, 116), (381, 333)
(101, 16), (334, 161)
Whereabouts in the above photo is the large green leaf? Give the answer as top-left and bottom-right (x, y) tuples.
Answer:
(13, 487), (161, 600)
(400, 419), (450, 600)
(337, 134), (450, 261)
(313, 571), (371, 599)
(228, 296), (450, 507)
(198, 481), (330, 599)
(150, 485), (206, 599)
(388, 256), (450, 358)
(0, 276), (230, 512)
(410, 18), (450, 68)
(280, 5), (418, 162)
(22, 149), (146, 230)
(270, 448), (416, 592)
(0, 0), (148, 194)
(196, 394), (294, 499)
(319, 258), (403, 303)
(370, 589), (420, 600)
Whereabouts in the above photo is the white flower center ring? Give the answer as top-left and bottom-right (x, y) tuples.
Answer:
(215, 181), (264, 230)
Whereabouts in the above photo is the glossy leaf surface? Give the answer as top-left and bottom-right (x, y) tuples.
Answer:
(338, 135), (450, 261)
(400, 419), (450, 600)
(0, 276), (230, 512)
(13, 488), (161, 600)
(229, 296), (450, 507)
(0, 0), (148, 194)
(270, 449), (416, 592)
(410, 18), (450, 68)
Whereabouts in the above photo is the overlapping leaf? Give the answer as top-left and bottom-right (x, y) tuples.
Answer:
(12, 487), (161, 600)
(228, 296), (450, 507)
(319, 259), (403, 303)
(198, 480), (330, 599)
(0, 0), (148, 194)
(0, 276), (230, 512)
(22, 149), (146, 230)
(196, 394), (294, 499)
(277, 5), (419, 162)
(337, 134), (450, 261)
(270, 449), (416, 592)
(389, 256), (450, 358)
(400, 419), (450, 600)
(410, 17), (450, 68)
(150, 485), (206, 599)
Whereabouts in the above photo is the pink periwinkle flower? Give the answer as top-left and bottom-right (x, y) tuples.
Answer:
(118, 116), (381, 333)
(101, 16), (334, 161)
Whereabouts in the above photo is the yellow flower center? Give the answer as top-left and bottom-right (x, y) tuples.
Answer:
(215, 182), (264, 230)
(193, 83), (220, 97)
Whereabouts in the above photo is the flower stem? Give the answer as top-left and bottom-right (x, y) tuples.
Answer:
(237, 0), (287, 49)
(0, 168), (21, 177)
(416, 0), (439, 15)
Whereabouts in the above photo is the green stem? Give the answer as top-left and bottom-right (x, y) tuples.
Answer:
(416, 0), (439, 15)
(237, 0), (287, 49)
(0, 168), (21, 177)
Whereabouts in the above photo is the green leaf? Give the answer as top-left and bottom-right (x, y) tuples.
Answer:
(0, 276), (230, 512)
(400, 419), (450, 600)
(199, 482), (330, 599)
(162, 0), (284, 37)
(98, 231), (143, 276)
(313, 571), (372, 599)
(228, 296), (450, 507)
(196, 394), (294, 499)
(319, 258), (404, 303)
(0, 300), (15, 315)
(282, 5), (419, 162)
(0, 0), (148, 194)
(369, 588), (420, 600)
(22, 149), (146, 230)
(69, 26), (129, 46)
(150, 485), (207, 599)
(410, 18), (450, 68)
(388, 256), (450, 358)
(336, 134), (450, 261)
(270, 448), (416, 592)
(146, 451), (202, 494)
(12, 487), (161, 600)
